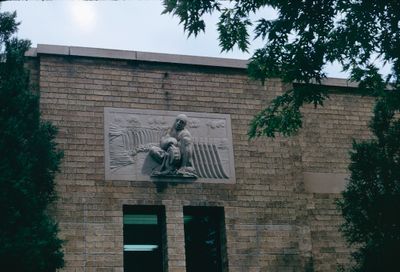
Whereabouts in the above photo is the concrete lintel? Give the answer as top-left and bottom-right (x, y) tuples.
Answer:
(303, 172), (348, 194)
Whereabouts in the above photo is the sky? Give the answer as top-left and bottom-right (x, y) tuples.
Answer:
(1, 1), (387, 79)
(2, 1), (264, 58)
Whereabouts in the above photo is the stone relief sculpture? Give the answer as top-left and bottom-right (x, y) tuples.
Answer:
(104, 108), (235, 183)
(149, 114), (198, 178)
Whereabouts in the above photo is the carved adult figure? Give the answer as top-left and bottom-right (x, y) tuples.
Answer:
(149, 114), (197, 177)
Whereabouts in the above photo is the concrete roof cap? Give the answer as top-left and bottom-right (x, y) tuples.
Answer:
(27, 44), (362, 89)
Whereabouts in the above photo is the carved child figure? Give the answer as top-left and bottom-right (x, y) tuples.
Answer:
(149, 114), (197, 178)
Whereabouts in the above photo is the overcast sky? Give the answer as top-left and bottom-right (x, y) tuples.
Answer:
(3, 1), (265, 57)
(2, 1), (386, 79)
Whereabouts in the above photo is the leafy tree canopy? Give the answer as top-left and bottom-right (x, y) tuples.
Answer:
(337, 94), (400, 271)
(163, 0), (400, 137)
(164, 1), (400, 271)
(0, 11), (64, 271)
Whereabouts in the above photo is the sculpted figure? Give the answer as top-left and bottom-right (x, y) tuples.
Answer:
(149, 114), (197, 178)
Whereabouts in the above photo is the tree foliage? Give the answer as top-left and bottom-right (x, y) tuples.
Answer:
(0, 11), (64, 271)
(337, 93), (400, 271)
(163, 1), (400, 271)
(163, 0), (400, 137)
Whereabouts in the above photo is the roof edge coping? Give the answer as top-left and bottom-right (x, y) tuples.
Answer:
(28, 44), (361, 89)
(34, 44), (248, 69)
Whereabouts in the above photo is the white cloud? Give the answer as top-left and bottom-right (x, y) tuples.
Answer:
(68, 1), (97, 32)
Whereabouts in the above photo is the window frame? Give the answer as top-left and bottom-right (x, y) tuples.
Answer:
(123, 205), (166, 272)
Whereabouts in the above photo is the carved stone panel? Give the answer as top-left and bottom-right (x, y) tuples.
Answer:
(104, 108), (236, 183)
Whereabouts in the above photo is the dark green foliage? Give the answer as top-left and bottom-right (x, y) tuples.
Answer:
(164, 1), (400, 271)
(162, 0), (221, 37)
(248, 84), (328, 138)
(0, 11), (64, 271)
(163, 0), (400, 137)
(337, 93), (400, 272)
(217, 7), (251, 52)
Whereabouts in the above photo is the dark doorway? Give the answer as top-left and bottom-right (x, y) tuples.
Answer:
(184, 206), (227, 272)
(123, 205), (165, 272)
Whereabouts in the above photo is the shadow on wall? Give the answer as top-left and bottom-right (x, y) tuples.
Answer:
(261, 253), (314, 272)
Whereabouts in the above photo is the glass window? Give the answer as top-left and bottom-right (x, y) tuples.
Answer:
(184, 206), (227, 272)
(123, 205), (165, 272)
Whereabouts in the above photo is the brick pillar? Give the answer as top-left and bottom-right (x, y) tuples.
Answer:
(165, 204), (186, 272)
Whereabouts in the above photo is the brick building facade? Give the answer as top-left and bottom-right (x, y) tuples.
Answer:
(26, 44), (374, 272)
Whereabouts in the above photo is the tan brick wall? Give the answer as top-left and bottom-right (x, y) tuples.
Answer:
(300, 93), (374, 173)
(297, 94), (374, 271)
(33, 53), (375, 272)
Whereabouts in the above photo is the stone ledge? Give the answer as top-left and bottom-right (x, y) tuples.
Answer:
(69, 46), (137, 60)
(37, 44), (69, 55)
(29, 44), (361, 88)
(303, 172), (349, 194)
(34, 44), (248, 69)
(320, 78), (359, 88)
